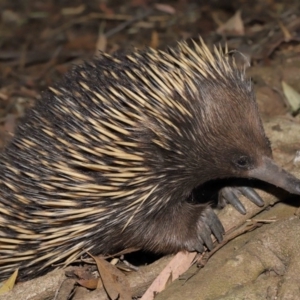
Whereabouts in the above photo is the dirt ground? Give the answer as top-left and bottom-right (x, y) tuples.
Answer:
(1, 0), (300, 299)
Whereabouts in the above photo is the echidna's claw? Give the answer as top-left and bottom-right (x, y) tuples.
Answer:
(196, 206), (224, 250)
(238, 187), (264, 207)
(219, 186), (264, 215)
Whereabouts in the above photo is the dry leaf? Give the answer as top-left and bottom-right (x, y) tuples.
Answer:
(150, 31), (159, 49)
(61, 5), (86, 15)
(1, 10), (22, 24)
(282, 81), (300, 114)
(91, 254), (132, 300)
(95, 33), (107, 53)
(154, 3), (176, 14)
(4, 114), (16, 135)
(278, 20), (292, 42)
(0, 269), (18, 295)
(217, 10), (244, 36)
(99, 3), (114, 15)
(141, 251), (197, 300)
(77, 278), (101, 290)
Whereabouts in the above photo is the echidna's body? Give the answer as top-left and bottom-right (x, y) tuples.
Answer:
(1, 40), (300, 281)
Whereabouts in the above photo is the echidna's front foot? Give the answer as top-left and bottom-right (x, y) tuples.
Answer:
(187, 206), (224, 253)
(219, 186), (264, 215)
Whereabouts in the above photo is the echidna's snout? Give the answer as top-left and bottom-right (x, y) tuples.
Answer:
(248, 156), (300, 195)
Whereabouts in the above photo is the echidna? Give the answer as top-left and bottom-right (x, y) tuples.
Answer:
(1, 39), (300, 281)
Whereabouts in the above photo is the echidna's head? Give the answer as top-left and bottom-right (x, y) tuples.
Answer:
(190, 72), (273, 182)
(128, 40), (300, 196)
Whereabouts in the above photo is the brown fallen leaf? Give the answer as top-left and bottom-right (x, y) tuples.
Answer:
(91, 254), (132, 300)
(1, 10), (22, 24)
(216, 10), (244, 36)
(4, 114), (16, 135)
(154, 3), (176, 14)
(150, 30), (159, 49)
(61, 5), (86, 15)
(77, 278), (101, 290)
(95, 32), (107, 53)
(141, 251), (197, 300)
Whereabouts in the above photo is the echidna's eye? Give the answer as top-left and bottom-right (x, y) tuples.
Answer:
(234, 155), (251, 169)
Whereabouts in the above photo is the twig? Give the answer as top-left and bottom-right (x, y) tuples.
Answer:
(105, 9), (153, 38)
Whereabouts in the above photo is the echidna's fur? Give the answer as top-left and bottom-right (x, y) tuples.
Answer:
(0, 39), (271, 281)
